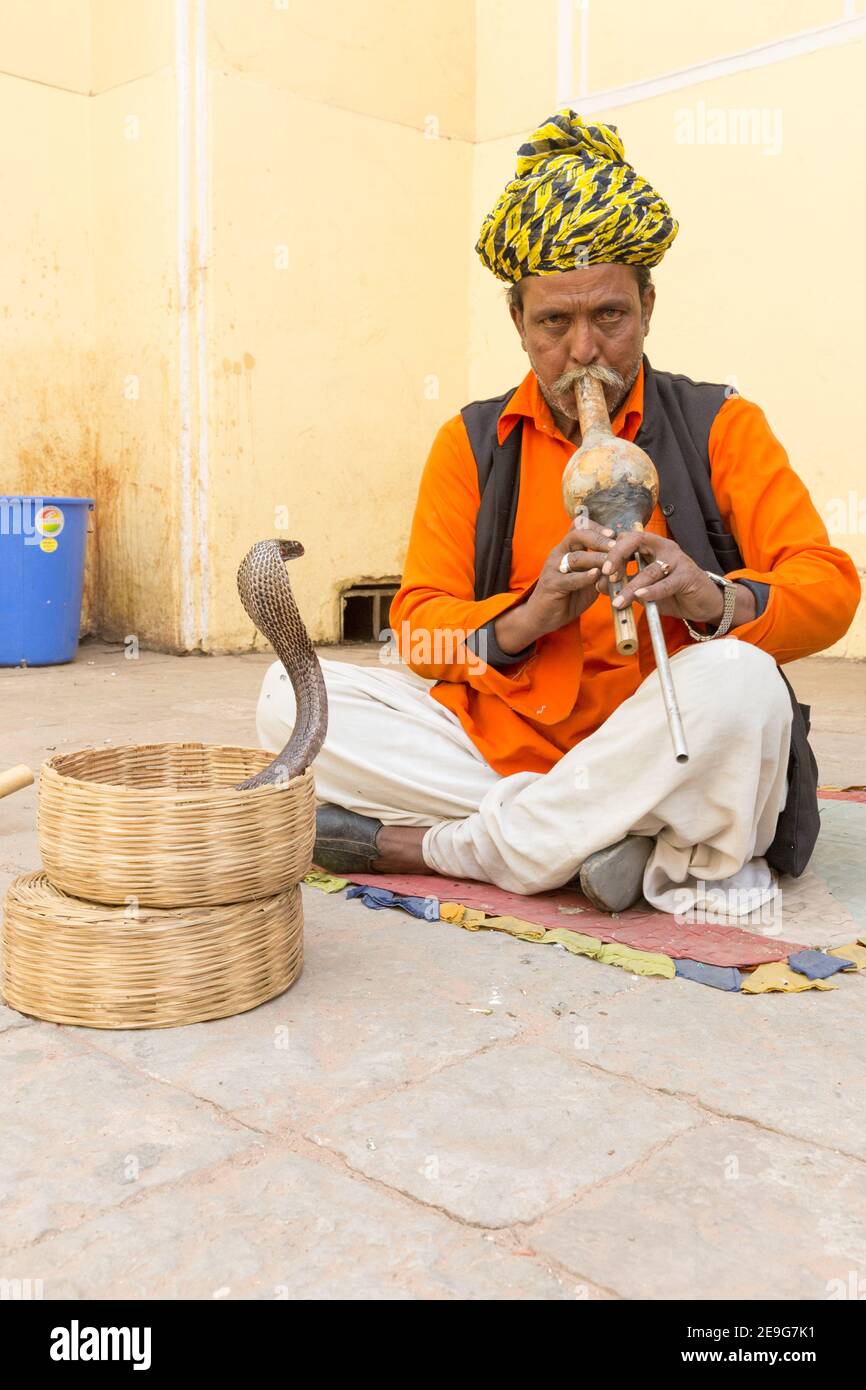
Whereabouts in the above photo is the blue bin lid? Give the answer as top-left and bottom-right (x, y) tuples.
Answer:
(2, 495), (95, 507)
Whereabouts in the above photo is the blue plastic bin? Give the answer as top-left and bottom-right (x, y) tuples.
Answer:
(0, 495), (95, 666)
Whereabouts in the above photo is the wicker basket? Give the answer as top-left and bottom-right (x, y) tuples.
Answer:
(2, 872), (304, 1029)
(38, 743), (315, 907)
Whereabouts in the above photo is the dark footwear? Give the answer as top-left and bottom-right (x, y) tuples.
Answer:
(314, 804), (383, 874)
(578, 835), (654, 913)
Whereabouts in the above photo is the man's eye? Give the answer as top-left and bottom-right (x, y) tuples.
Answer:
(598, 309), (624, 321)
(543, 315), (566, 326)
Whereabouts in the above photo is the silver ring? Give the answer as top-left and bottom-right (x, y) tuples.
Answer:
(657, 560), (671, 578)
(559, 553), (572, 575)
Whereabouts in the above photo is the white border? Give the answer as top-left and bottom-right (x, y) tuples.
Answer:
(174, 0), (195, 649)
(556, 11), (866, 116)
(195, 0), (209, 648)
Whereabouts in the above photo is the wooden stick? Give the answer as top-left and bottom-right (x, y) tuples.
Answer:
(0, 765), (34, 800)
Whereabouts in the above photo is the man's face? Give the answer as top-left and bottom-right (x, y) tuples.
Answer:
(510, 264), (654, 424)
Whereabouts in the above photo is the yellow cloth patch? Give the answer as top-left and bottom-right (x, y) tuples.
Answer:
(439, 909), (674, 974)
(540, 927), (603, 958)
(482, 915), (548, 942)
(440, 903), (488, 929)
(476, 108), (678, 284)
(829, 942), (866, 971)
(596, 942), (677, 978)
(303, 871), (349, 893)
(439, 902), (465, 923)
(742, 962), (836, 994)
(543, 929), (675, 976)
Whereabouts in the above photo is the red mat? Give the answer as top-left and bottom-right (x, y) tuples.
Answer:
(342, 871), (808, 967)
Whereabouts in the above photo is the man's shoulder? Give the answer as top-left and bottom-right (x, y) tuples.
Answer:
(434, 387), (519, 457)
(646, 363), (757, 447)
(434, 411), (474, 453)
(648, 365), (766, 425)
(459, 385), (521, 412)
(649, 362), (732, 400)
(420, 412), (483, 498)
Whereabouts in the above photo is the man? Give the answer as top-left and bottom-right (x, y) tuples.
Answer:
(257, 110), (859, 915)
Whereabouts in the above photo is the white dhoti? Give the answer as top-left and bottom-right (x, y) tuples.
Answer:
(256, 641), (793, 916)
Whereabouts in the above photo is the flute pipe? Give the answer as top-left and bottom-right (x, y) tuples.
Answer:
(643, 601), (689, 764)
(636, 556), (689, 763)
(607, 519), (639, 655)
(608, 574), (639, 654)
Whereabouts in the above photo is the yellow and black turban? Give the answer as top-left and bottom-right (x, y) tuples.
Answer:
(476, 109), (678, 283)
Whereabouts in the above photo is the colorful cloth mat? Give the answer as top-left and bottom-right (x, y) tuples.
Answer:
(340, 871), (807, 967)
(306, 870), (865, 997)
(817, 786), (866, 803)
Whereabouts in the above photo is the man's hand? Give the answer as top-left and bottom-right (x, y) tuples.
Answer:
(494, 517), (615, 655)
(597, 530), (756, 628)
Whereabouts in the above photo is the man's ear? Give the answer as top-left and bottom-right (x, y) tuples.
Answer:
(640, 283), (656, 337)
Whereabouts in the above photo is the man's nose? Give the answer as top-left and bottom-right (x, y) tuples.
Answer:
(566, 318), (600, 366)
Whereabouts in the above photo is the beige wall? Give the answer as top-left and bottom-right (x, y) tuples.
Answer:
(2, 1), (864, 656)
(0, 2), (96, 625)
(203, 41), (474, 649)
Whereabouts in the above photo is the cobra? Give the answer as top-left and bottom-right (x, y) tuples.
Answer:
(233, 539), (329, 790)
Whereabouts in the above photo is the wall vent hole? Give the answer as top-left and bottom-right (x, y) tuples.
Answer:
(341, 584), (399, 643)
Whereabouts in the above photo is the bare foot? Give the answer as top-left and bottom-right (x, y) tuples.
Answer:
(373, 825), (428, 873)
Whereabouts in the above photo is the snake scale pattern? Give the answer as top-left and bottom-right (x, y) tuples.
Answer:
(234, 539), (328, 791)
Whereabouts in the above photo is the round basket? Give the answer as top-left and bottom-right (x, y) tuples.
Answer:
(2, 872), (304, 1029)
(38, 743), (315, 907)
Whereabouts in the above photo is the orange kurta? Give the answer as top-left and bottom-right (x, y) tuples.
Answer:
(391, 364), (860, 777)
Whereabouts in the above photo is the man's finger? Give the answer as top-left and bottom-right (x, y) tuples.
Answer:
(604, 529), (665, 573)
(562, 565), (601, 589)
(563, 521), (616, 553)
(558, 549), (609, 575)
(613, 571), (681, 608)
(594, 572), (612, 596)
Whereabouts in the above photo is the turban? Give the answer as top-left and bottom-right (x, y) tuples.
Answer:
(476, 109), (678, 283)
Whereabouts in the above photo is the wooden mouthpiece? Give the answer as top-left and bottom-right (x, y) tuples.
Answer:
(573, 371), (613, 438)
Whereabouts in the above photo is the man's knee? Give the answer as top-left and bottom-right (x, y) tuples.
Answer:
(674, 640), (791, 732)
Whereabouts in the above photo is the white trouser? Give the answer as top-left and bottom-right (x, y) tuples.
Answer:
(256, 642), (793, 915)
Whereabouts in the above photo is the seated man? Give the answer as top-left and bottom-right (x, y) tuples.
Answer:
(257, 109), (859, 916)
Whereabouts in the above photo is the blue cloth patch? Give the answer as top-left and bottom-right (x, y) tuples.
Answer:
(346, 884), (440, 921)
(675, 958), (743, 991)
(788, 949), (851, 980)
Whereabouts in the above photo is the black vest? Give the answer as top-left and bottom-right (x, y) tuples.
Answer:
(460, 356), (819, 878)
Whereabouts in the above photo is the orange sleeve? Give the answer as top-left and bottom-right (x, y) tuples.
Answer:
(390, 414), (537, 688)
(708, 395), (861, 663)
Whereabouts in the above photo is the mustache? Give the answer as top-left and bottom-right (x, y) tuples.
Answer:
(552, 364), (626, 397)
